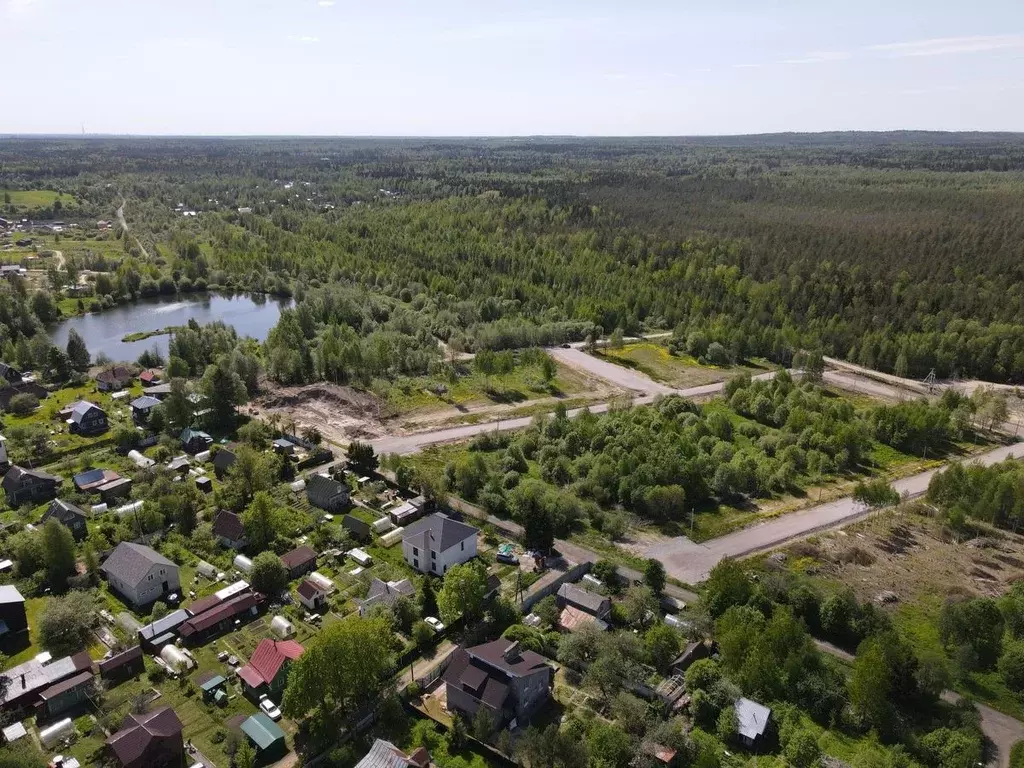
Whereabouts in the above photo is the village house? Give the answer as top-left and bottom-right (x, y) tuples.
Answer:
(106, 706), (185, 768)
(401, 513), (478, 575)
(0, 651), (93, 713)
(305, 473), (350, 514)
(98, 645), (145, 684)
(101, 543), (181, 609)
(355, 740), (431, 768)
(137, 610), (190, 652)
(179, 427), (213, 454)
(556, 583), (612, 622)
(0, 434), (8, 471)
(735, 697), (771, 746)
(138, 369), (162, 386)
(237, 638), (304, 699)
(37, 669), (95, 717)
(41, 499), (88, 540)
(389, 495), (428, 526)
(73, 468), (121, 493)
(66, 400), (108, 435)
(357, 578), (415, 616)
(95, 366), (135, 392)
(0, 361), (24, 383)
(280, 545), (317, 579)
(296, 579), (329, 612)
(130, 395), (161, 425)
(2, 465), (62, 506)
(442, 639), (553, 732)
(342, 513), (371, 542)
(0, 585), (28, 638)
(212, 445), (237, 479)
(212, 510), (247, 549)
(178, 591), (260, 645)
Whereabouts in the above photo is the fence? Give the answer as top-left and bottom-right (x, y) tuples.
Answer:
(413, 647), (456, 689)
(520, 561), (592, 612)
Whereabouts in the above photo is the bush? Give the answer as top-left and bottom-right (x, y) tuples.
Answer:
(7, 392), (40, 415)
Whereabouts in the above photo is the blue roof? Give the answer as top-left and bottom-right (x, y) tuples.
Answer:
(131, 396), (161, 409)
(73, 468), (106, 487)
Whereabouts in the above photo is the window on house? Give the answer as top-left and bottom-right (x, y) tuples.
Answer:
(413, 546), (419, 557)
(148, 574), (153, 581)
(414, 559), (419, 569)
(432, 562), (437, 572)
(431, 551), (436, 560)
(461, 541), (465, 551)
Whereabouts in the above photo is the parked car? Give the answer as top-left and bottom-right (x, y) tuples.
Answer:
(496, 551), (519, 565)
(259, 695), (282, 721)
(424, 616), (445, 633)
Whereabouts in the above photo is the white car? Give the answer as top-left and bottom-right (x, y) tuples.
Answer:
(424, 616), (445, 633)
(259, 695), (282, 721)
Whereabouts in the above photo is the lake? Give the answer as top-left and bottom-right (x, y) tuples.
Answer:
(49, 293), (291, 362)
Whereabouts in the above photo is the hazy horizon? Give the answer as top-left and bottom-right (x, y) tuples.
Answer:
(4, 0), (1024, 135)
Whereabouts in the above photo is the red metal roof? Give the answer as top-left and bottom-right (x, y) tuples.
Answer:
(242, 639), (304, 686)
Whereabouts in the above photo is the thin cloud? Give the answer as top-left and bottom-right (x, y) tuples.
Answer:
(869, 34), (1024, 58)
(317, 1), (335, 6)
(780, 51), (851, 65)
(5, 0), (39, 20)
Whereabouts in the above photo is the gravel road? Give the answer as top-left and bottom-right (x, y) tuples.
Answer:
(645, 440), (1024, 585)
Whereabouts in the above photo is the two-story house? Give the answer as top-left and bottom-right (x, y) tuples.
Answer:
(41, 499), (89, 541)
(442, 639), (553, 732)
(1, 465), (62, 506)
(67, 400), (109, 435)
(401, 513), (478, 576)
(101, 543), (181, 609)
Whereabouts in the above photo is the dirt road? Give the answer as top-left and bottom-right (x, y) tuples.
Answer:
(645, 440), (1024, 585)
(549, 347), (678, 395)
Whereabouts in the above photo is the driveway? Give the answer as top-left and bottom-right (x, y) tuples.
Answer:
(646, 440), (1024, 585)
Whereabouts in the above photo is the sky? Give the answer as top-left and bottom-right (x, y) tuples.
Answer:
(4, 0), (1024, 135)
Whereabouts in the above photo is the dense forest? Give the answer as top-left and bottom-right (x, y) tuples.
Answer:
(3, 133), (1024, 383)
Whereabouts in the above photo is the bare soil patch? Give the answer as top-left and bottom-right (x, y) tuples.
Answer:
(780, 508), (1024, 604)
(249, 381), (388, 445)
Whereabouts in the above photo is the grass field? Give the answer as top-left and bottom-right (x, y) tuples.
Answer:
(2, 189), (78, 210)
(380, 359), (597, 418)
(596, 342), (765, 388)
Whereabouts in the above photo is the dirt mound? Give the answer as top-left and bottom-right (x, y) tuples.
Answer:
(250, 380), (388, 445)
(257, 382), (380, 413)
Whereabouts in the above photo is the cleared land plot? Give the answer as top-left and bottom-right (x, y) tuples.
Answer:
(595, 342), (765, 389)
(2, 189), (78, 210)
(762, 508), (1024, 718)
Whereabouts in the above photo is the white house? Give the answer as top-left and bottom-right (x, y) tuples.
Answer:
(401, 513), (478, 576)
(100, 542), (181, 608)
(0, 434), (8, 469)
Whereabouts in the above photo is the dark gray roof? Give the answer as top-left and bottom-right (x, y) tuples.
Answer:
(43, 499), (87, 523)
(358, 578), (415, 612)
(306, 473), (348, 505)
(101, 542), (177, 586)
(213, 447), (237, 470)
(401, 513), (477, 552)
(558, 583), (609, 615)
(1, 464), (61, 490)
(130, 395), (161, 409)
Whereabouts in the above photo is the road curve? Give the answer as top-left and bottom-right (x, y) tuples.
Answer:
(645, 440), (1024, 585)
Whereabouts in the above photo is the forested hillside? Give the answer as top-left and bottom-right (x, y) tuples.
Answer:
(3, 133), (1024, 382)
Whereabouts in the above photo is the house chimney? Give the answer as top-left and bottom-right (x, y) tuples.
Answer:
(20, 674), (26, 687)
(502, 640), (520, 662)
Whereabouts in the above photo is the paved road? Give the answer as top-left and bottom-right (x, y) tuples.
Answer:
(646, 440), (1024, 585)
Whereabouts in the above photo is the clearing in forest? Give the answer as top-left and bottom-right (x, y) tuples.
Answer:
(596, 342), (765, 389)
